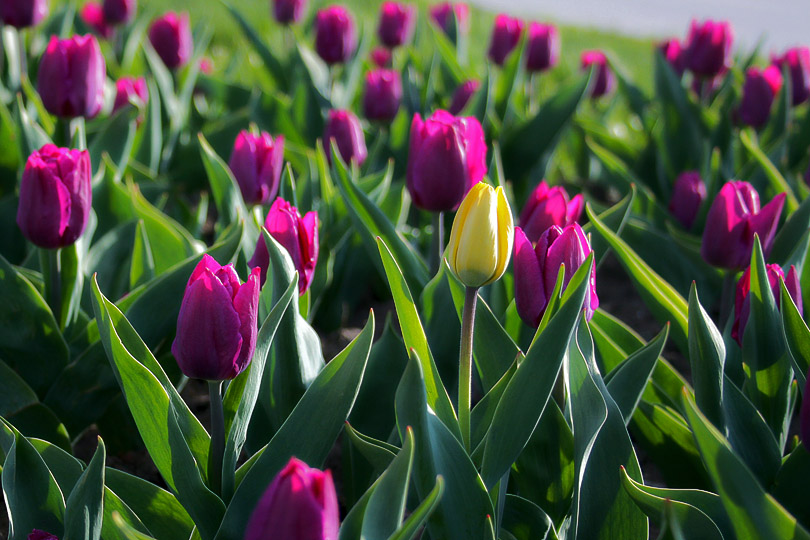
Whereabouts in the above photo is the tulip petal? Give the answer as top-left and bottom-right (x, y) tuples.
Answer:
(232, 268), (260, 373)
(453, 184), (499, 287)
(16, 161), (72, 249)
(749, 192), (786, 257)
(514, 227), (546, 327)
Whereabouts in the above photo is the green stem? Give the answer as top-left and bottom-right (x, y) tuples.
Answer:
(16, 28), (26, 86)
(719, 270), (737, 329)
(459, 286), (479, 452)
(40, 248), (63, 328)
(431, 211), (444, 275)
(208, 381), (225, 496)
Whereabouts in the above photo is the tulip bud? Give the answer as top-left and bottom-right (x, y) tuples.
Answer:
(199, 57), (214, 75)
(0, 0), (48, 28)
(514, 224), (598, 327)
(103, 0), (136, 25)
(738, 65), (783, 128)
(370, 47), (392, 68)
(731, 264), (802, 346)
(315, 6), (357, 65)
(488, 14), (524, 66)
(17, 145), (92, 250)
(802, 370), (810, 445)
(448, 80), (480, 115)
(581, 50), (614, 98)
(324, 109), (367, 166)
(683, 19), (733, 78)
(518, 180), (583, 243)
(148, 12), (193, 70)
(273, 0), (306, 25)
(701, 181), (785, 269)
(658, 38), (684, 76)
(378, 1), (415, 49)
(249, 198), (319, 294)
(668, 171), (706, 229)
(172, 255), (260, 381)
(37, 35), (106, 119)
(228, 130), (285, 206)
(430, 2), (469, 36)
(363, 69), (402, 122)
(772, 47), (810, 106)
(28, 531), (58, 540)
(525, 22), (559, 72)
(113, 76), (148, 113)
(80, 2), (113, 40)
(407, 110), (487, 212)
(447, 182), (513, 288)
(244, 457), (339, 540)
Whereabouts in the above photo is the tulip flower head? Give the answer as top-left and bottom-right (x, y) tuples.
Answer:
(172, 255), (260, 381)
(526, 22), (559, 72)
(658, 38), (685, 76)
(228, 130), (285, 206)
(17, 145), (92, 250)
(80, 2), (113, 39)
(149, 12), (193, 70)
(683, 19), (733, 78)
(370, 47), (392, 67)
(488, 14), (525, 66)
(514, 224), (598, 327)
(273, 0), (306, 25)
(324, 109), (367, 166)
(430, 2), (469, 36)
(407, 110), (487, 212)
(378, 2), (416, 49)
(668, 171), (706, 229)
(0, 0), (48, 28)
(448, 79), (481, 115)
(315, 5), (357, 65)
(731, 264), (802, 346)
(772, 47), (810, 105)
(103, 0), (136, 25)
(28, 531), (58, 540)
(113, 76), (148, 113)
(701, 181), (785, 269)
(363, 69), (402, 122)
(447, 182), (514, 288)
(38, 34), (106, 118)
(249, 198), (319, 294)
(244, 457), (339, 540)
(581, 50), (614, 98)
(738, 65), (783, 128)
(518, 180), (583, 243)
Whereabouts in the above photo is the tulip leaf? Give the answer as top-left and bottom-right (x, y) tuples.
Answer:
(501, 495), (559, 540)
(772, 444), (810, 530)
(111, 512), (158, 540)
(222, 2), (288, 91)
(343, 423), (398, 473)
(494, 32), (527, 120)
(582, 187), (635, 267)
(130, 220), (156, 290)
(215, 312), (374, 540)
(739, 130), (798, 213)
(386, 476), (445, 540)
(63, 438), (105, 540)
(781, 280), (810, 391)
(428, 22), (470, 86)
(470, 360), (518, 456)
(771, 185), (810, 266)
(687, 283), (726, 430)
(14, 93), (52, 161)
(88, 108), (138, 181)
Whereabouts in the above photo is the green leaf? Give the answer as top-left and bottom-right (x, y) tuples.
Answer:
(14, 93), (52, 161)
(343, 423), (398, 472)
(130, 220), (156, 289)
(501, 495), (558, 540)
(772, 444), (810, 530)
(222, 2), (288, 90)
(739, 130), (798, 213)
(470, 361), (518, 455)
(771, 194), (810, 265)
(386, 476), (445, 540)
(582, 187), (636, 267)
(88, 108), (138, 181)
(494, 32), (527, 119)
(63, 438), (105, 540)
(782, 280), (810, 391)
(687, 283), (726, 430)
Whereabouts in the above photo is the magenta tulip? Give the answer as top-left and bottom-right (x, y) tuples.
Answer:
(37, 35), (106, 118)
(378, 1), (415, 49)
(273, 0), (306, 25)
(738, 65), (783, 128)
(406, 110), (487, 212)
(668, 171), (706, 229)
(581, 50), (614, 98)
(526, 22), (559, 72)
(732, 264), (802, 345)
(324, 109), (367, 166)
(683, 19), (733, 77)
(102, 0), (136, 25)
(772, 47), (810, 105)
(0, 0), (48, 28)
(488, 14), (524, 66)
(17, 145), (92, 250)
(430, 2), (468, 36)
(28, 531), (58, 540)
(113, 76), (148, 113)
(448, 79), (480, 115)
(244, 458), (339, 540)
(363, 69), (402, 122)
(315, 6), (356, 65)
(519, 180), (583, 243)
(701, 181), (785, 269)
(172, 255), (260, 381)
(228, 130), (285, 206)
(659, 38), (684, 76)
(148, 12), (192, 70)
(370, 47), (392, 68)
(80, 2), (113, 40)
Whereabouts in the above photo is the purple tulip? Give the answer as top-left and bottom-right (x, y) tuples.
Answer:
(28, 531), (58, 540)
(244, 457), (339, 540)
(668, 171), (706, 229)
(448, 79), (480, 115)
(658, 38), (684, 76)
(518, 181), (583, 243)
(113, 76), (148, 113)
(406, 110), (487, 212)
(172, 255), (260, 381)
(378, 1), (415, 49)
(80, 2), (113, 40)
(102, 0), (136, 25)
(732, 264), (802, 346)
(249, 198), (319, 294)
(17, 145), (92, 250)
(273, 0), (306, 25)
(148, 12), (193, 70)
(701, 181), (785, 270)
(370, 47), (392, 68)
(802, 371), (810, 446)
(228, 130), (285, 206)
(37, 34), (106, 119)
(0, 0), (48, 28)
(581, 50), (614, 98)
(772, 47), (810, 106)
(738, 65), (783, 128)
(683, 19), (733, 78)
(488, 14), (524, 66)
(315, 6), (356, 65)
(525, 22), (559, 72)
(514, 224), (598, 328)
(363, 69), (402, 122)
(324, 109), (367, 166)
(430, 2), (469, 36)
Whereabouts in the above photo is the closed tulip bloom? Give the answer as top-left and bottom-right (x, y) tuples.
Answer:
(738, 66), (783, 128)
(701, 181), (785, 269)
(430, 2), (469, 36)
(407, 110), (487, 212)
(519, 180), (583, 243)
(113, 76), (148, 112)
(17, 145), (92, 249)
(514, 224), (598, 327)
(659, 38), (685, 76)
(273, 0), (306, 25)
(447, 182), (513, 288)
(683, 19), (733, 77)
(38, 35), (106, 118)
(149, 12), (192, 70)
(378, 2), (415, 49)
(172, 255), (260, 381)
(28, 531), (58, 540)
(315, 6), (356, 65)
(526, 22), (559, 72)
(370, 47), (392, 67)
(0, 0), (48, 28)
(244, 458), (339, 540)
(228, 130), (285, 206)
(448, 79), (480, 115)
(80, 2), (113, 40)
(772, 47), (810, 106)
(668, 171), (706, 229)
(102, 0), (136, 25)
(581, 50), (614, 98)
(488, 14), (524, 66)
(363, 69), (402, 122)
(249, 198), (319, 293)
(732, 264), (802, 345)
(324, 109), (367, 166)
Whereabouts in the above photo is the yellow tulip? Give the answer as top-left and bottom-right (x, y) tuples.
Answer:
(447, 182), (514, 288)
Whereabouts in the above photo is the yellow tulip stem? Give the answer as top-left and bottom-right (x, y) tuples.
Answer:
(459, 285), (479, 453)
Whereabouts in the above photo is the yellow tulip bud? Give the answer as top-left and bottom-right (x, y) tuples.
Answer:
(446, 182), (514, 287)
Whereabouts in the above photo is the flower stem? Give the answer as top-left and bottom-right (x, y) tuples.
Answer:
(208, 380), (225, 496)
(459, 285), (479, 452)
(719, 270), (736, 328)
(40, 248), (63, 329)
(431, 211), (444, 275)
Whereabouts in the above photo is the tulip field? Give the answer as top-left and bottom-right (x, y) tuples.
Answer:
(4, 0), (810, 538)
